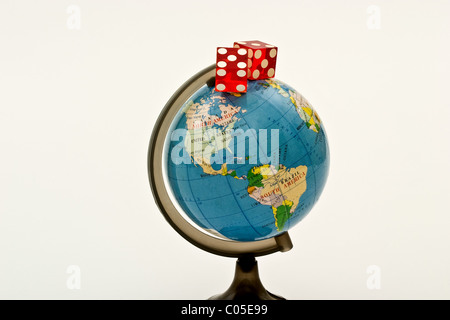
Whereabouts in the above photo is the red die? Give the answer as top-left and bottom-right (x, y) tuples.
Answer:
(215, 47), (248, 93)
(233, 40), (277, 80)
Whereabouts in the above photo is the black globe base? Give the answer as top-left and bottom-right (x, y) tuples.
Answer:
(208, 255), (285, 300)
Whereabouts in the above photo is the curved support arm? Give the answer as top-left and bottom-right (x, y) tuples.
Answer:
(147, 64), (293, 257)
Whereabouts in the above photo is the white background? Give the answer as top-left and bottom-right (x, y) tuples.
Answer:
(0, 0), (449, 299)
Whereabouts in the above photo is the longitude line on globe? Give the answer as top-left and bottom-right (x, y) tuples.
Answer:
(223, 170), (264, 238)
(221, 91), (285, 237)
(267, 97), (318, 208)
(222, 90), (285, 238)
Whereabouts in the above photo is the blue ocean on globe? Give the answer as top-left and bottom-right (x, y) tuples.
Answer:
(165, 79), (329, 241)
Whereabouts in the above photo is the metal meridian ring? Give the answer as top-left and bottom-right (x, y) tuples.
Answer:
(147, 64), (293, 258)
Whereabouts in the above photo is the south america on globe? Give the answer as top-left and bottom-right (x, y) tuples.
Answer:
(166, 78), (329, 241)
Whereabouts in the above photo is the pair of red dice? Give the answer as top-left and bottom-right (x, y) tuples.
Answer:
(215, 40), (278, 93)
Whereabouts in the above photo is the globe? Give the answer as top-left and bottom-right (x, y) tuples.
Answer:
(164, 77), (329, 242)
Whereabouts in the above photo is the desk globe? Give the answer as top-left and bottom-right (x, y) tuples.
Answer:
(148, 64), (329, 300)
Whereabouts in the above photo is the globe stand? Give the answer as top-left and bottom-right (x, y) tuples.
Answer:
(148, 65), (304, 300)
(209, 255), (285, 300)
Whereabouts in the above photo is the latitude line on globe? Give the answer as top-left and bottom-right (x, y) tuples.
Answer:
(166, 146), (313, 183)
(178, 187), (249, 203)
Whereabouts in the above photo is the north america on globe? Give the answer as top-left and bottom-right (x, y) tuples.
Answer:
(167, 78), (329, 241)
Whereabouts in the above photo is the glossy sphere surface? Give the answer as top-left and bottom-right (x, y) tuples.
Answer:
(166, 79), (329, 241)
